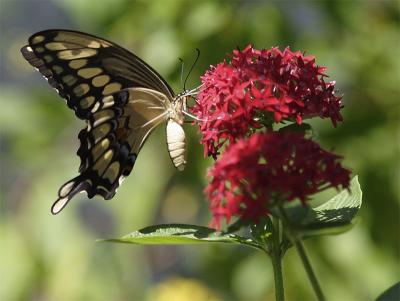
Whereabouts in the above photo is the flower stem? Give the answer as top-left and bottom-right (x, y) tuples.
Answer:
(293, 237), (325, 301)
(278, 206), (326, 301)
(271, 217), (284, 301)
(270, 251), (284, 301)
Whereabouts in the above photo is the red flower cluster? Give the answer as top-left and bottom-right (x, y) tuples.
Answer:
(206, 132), (351, 229)
(191, 45), (343, 157)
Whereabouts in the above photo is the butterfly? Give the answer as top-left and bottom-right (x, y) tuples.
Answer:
(21, 30), (199, 214)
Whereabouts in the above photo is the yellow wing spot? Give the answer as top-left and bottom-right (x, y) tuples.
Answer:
(86, 40), (101, 48)
(57, 49), (97, 60)
(31, 35), (45, 44)
(43, 55), (53, 63)
(92, 123), (111, 143)
(91, 138), (111, 161)
(92, 75), (110, 87)
(101, 138), (110, 148)
(45, 42), (66, 50)
(45, 42), (84, 51)
(102, 83), (122, 95)
(102, 95), (115, 108)
(73, 83), (90, 97)
(62, 75), (77, 86)
(104, 149), (113, 160)
(91, 102), (101, 113)
(52, 65), (63, 74)
(93, 110), (115, 127)
(54, 32), (111, 48)
(93, 149), (114, 175)
(77, 67), (102, 79)
(104, 161), (120, 182)
(35, 47), (45, 53)
(80, 96), (95, 109)
(69, 59), (87, 69)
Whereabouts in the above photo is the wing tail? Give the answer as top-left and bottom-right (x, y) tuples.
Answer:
(51, 177), (90, 214)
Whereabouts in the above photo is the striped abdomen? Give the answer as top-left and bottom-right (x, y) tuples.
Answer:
(166, 119), (186, 171)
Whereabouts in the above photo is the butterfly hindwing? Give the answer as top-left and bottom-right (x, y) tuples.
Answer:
(51, 88), (171, 214)
(21, 30), (175, 120)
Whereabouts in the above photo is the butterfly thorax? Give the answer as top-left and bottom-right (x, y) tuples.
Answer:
(169, 95), (187, 125)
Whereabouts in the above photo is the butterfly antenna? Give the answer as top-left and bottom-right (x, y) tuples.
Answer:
(179, 58), (185, 90)
(183, 48), (200, 91)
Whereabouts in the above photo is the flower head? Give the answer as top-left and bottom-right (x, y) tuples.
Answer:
(191, 45), (343, 157)
(191, 62), (260, 157)
(205, 132), (351, 229)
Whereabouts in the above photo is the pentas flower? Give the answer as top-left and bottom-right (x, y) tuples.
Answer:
(191, 45), (343, 157)
(205, 132), (351, 229)
(192, 63), (261, 157)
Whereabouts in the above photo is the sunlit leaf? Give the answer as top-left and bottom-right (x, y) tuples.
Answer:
(102, 224), (263, 250)
(282, 176), (362, 238)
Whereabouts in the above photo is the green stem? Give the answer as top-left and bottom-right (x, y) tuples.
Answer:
(270, 216), (284, 301)
(270, 251), (284, 301)
(278, 206), (326, 301)
(293, 238), (325, 301)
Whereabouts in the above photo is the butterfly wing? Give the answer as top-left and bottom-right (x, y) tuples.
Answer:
(52, 88), (171, 214)
(21, 29), (175, 119)
(20, 30), (178, 213)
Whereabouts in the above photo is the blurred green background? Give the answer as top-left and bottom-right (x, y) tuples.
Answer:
(1, 0), (399, 300)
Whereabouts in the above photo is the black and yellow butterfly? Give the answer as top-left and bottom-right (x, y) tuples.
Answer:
(21, 30), (198, 214)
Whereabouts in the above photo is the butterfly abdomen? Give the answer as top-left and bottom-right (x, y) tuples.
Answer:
(166, 119), (186, 171)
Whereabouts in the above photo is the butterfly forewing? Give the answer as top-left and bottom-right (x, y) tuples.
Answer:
(21, 30), (174, 120)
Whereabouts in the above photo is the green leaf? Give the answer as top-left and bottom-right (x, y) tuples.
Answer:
(282, 176), (362, 238)
(101, 224), (262, 251)
(376, 282), (400, 301)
